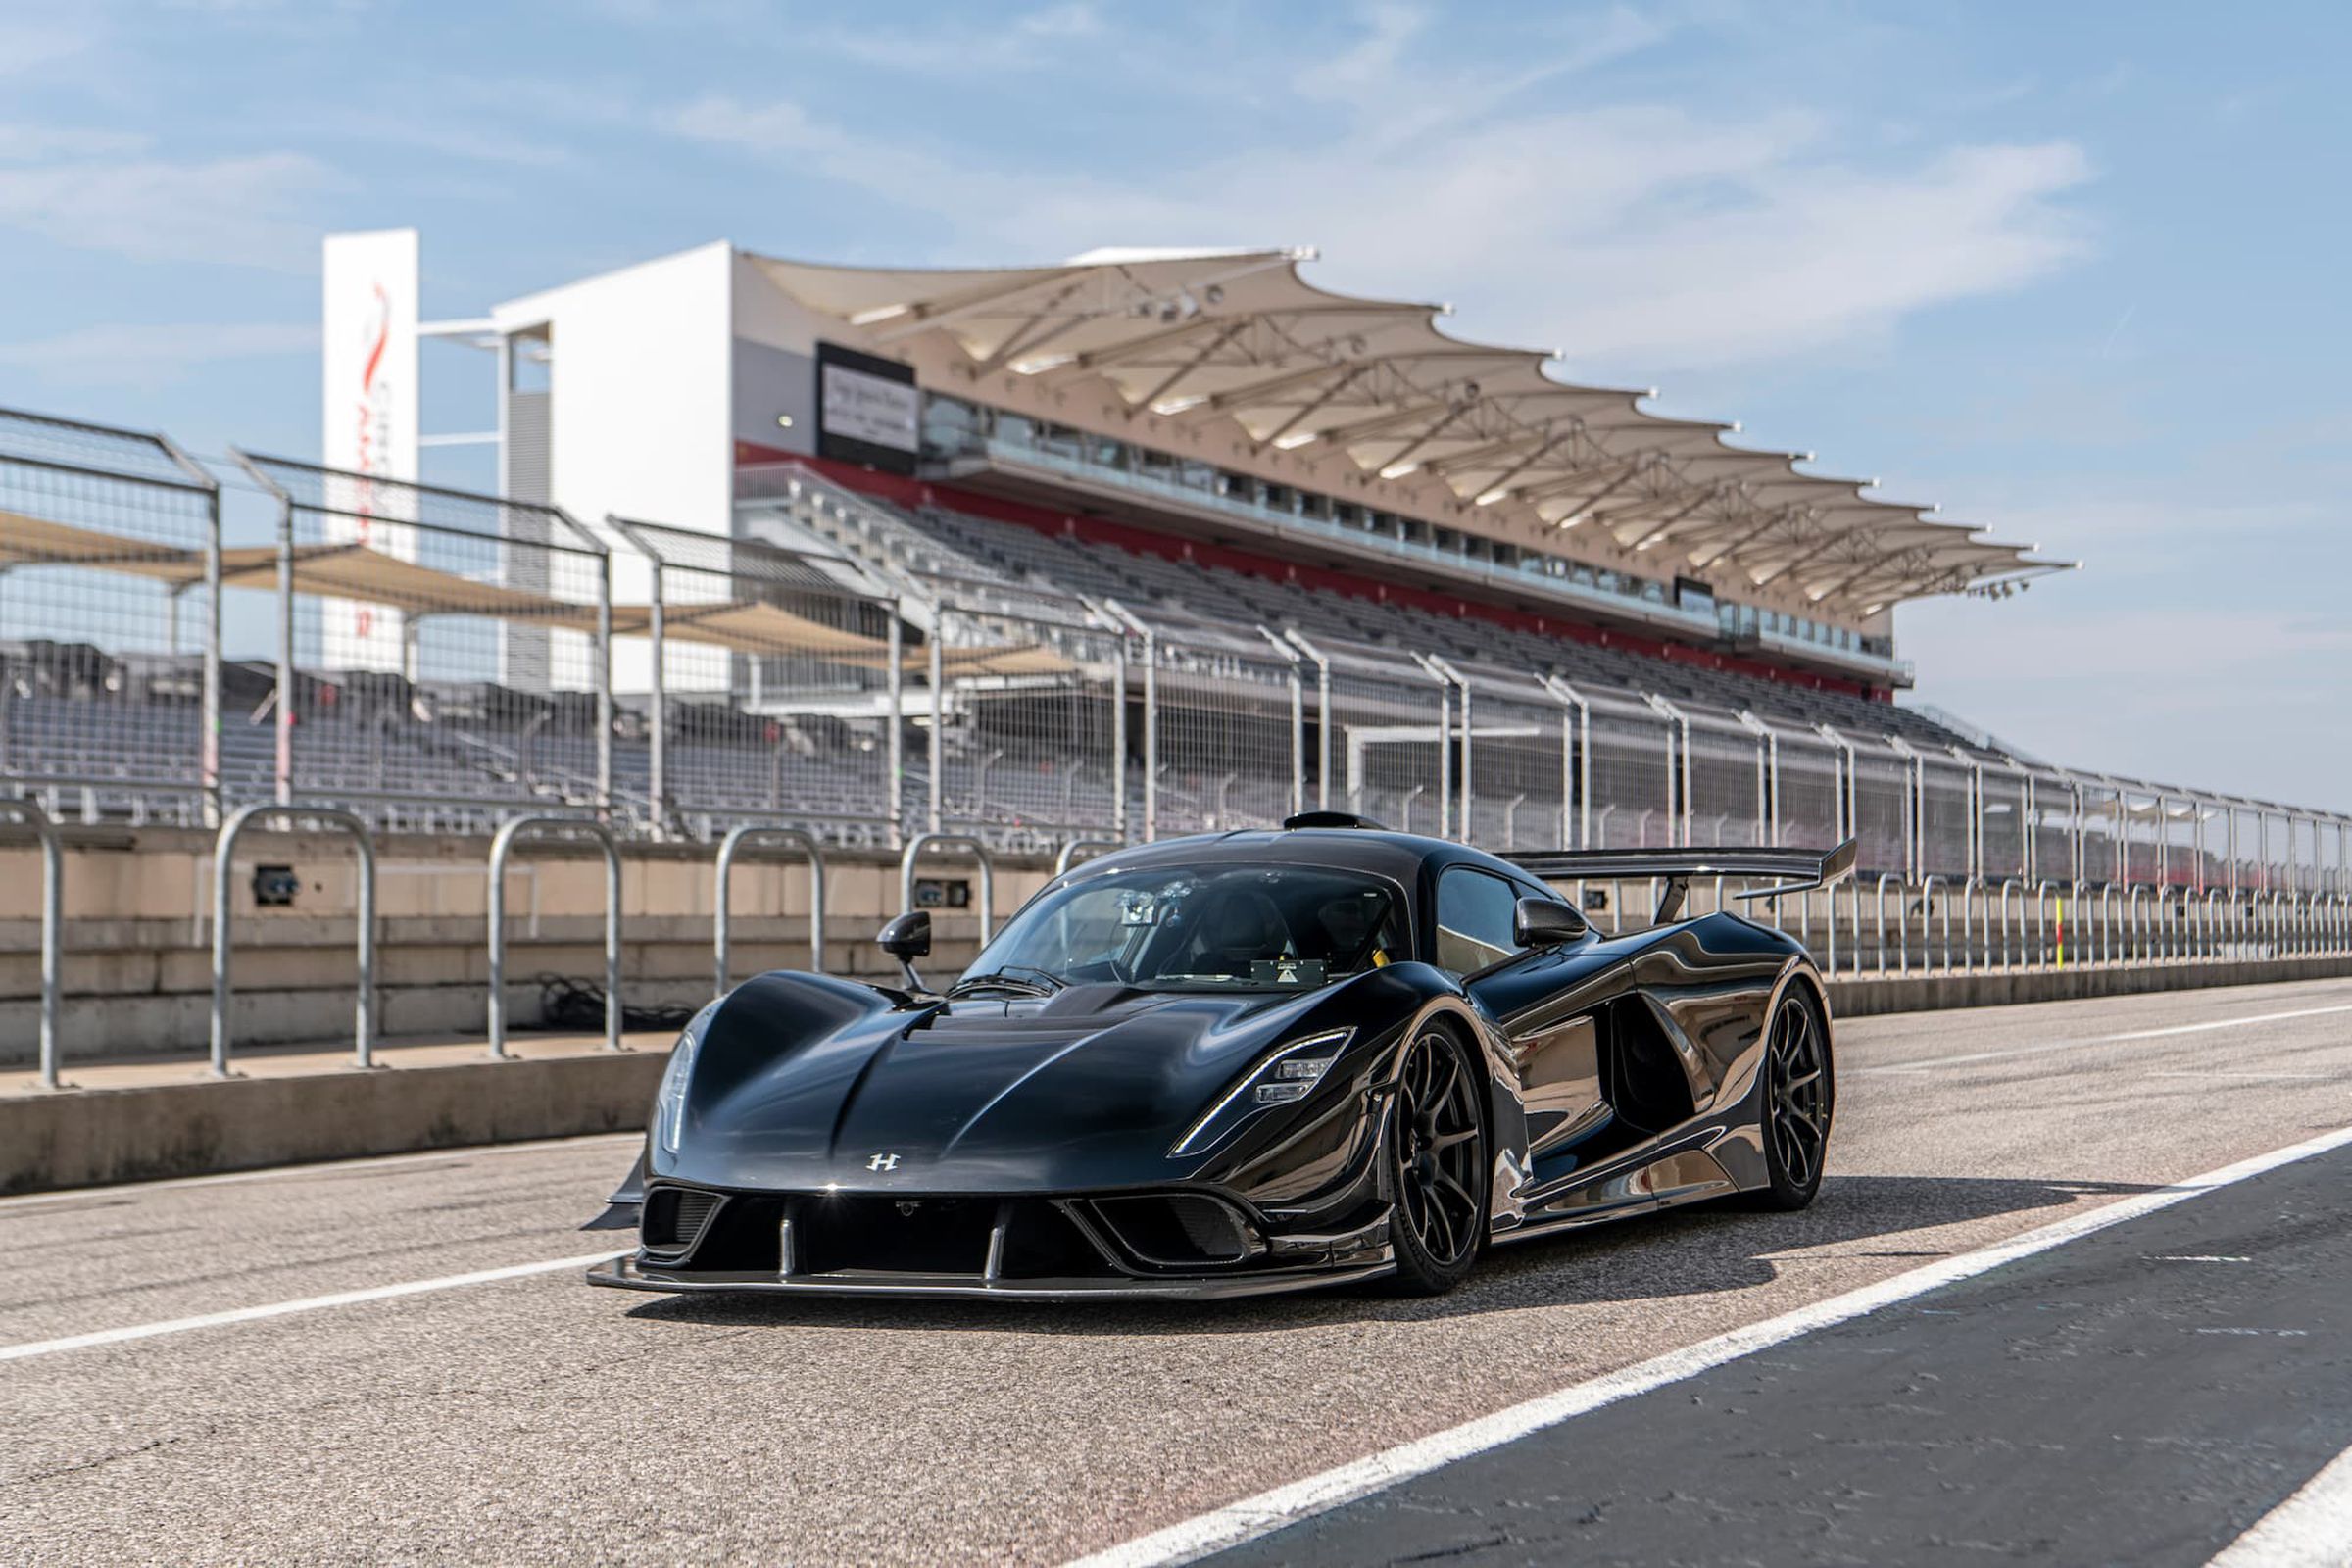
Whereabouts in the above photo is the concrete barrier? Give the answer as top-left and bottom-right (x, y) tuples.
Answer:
(1, 1049), (666, 1196)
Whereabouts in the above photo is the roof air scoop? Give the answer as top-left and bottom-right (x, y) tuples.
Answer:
(1281, 810), (1388, 831)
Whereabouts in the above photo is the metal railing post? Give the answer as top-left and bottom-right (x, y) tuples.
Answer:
(1886, 737), (1926, 882)
(1424, 655), (1473, 842)
(646, 566), (668, 838)
(198, 480), (224, 827)
(899, 831), (999, 944)
(1104, 601), (1155, 841)
(0, 800), (64, 1090)
(1737, 711), (1779, 847)
(1410, 654), (1456, 840)
(887, 602), (906, 848)
(487, 815), (623, 1058)
(1285, 630), (1334, 812)
(1644, 694), (1692, 849)
(1919, 874), (1949, 970)
(1875, 873), (1902, 975)
(1258, 626), (1307, 818)
(211, 802), (376, 1076)
(1055, 838), (1120, 876)
(1816, 724), (1857, 856)
(1543, 676), (1592, 849)
(928, 596), (947, 836)
(271, 489), (295, 807)
(713, 824), (827, 996)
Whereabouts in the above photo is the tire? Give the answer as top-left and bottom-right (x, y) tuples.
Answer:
(1739, 986), (1834, 1211)
(1383, 1023), (1489, 1295)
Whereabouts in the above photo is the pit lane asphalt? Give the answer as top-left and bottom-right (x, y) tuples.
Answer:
(4, 977), (2351, 1566)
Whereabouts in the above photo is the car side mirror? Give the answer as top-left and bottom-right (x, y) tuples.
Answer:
(877, 910), (932, 991)
(1514, 895), (1589, 949)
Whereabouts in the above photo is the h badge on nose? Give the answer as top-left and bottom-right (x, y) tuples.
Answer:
(867, 1152), (902, 1172)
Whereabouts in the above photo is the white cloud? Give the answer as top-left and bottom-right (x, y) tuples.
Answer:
(0, 150), (331, 270)
(1295, 2), (1427, 101)
(0, 321), (320, 388)
(0, 17), (99, 79)
(0, 123), (148, 161)
(663, 94), (961, 206)
(955, 108), (2090, 374)
(661, 22), (2091, 377)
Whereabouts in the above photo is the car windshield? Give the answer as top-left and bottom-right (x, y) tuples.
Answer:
(959, 863), (1408, 992)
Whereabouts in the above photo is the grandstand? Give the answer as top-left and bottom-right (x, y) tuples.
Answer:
(1, 241), (2345, 899)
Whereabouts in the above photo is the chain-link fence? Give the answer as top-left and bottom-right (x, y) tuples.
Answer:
(1139, 614), (1298, 838)
(1586, 696), (1672, 848)
(0, 408), (220, 827)
(232, 452), (612, 835)
(610, 515), (906, 846)
(924, 577), (1123, 852)
(1449, 662), (1567, 852)
(1307, 639), (1446, 834)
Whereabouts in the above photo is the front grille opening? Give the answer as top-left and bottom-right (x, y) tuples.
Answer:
(641, 1187), (724, 1257)
(680, 1194), (784, 1272)
(996, 1201), (1116, 1280)
(1090, 1194), (1255, 1267)
(796, 1196), (994, 1276)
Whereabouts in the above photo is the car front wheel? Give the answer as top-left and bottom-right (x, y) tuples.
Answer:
(1384, 1023), (1488, 1295)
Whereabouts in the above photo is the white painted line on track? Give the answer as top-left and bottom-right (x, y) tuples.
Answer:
(1065, 1120), (2352, 1568)
(1856, 1002), (2352, 1076)
(0, 1131), (641, 1212)
(2206, 1441), (2352, 1567)
(0, 1250), (625, 1364)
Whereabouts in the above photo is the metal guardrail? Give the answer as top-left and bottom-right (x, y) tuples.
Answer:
(713, 824), (827, 996)
(900, 832), (998, 945)
(0, 799), (63, 1089)
(209, 803), (376, 1076)
(1547, 871), (2352, 979)
(487, 816), (622, 1058)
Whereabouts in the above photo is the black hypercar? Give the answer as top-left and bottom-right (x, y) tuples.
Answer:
(587, 815), (1854, 1300)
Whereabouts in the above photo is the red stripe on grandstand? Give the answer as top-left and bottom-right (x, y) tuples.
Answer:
(739, 442), (1887, 702)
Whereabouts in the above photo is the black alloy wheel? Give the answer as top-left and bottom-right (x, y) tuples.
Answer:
(1744, 989), (1833, 1210)
(1385, 1025), (1487, 1294)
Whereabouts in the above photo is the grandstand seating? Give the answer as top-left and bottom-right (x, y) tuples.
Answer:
(829, 486), (1981, 756)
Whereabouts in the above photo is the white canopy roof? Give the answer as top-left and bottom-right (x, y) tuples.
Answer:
(750, 247), (2072, 614)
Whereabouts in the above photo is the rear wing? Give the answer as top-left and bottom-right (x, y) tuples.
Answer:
(1505, 838), (1857, 925)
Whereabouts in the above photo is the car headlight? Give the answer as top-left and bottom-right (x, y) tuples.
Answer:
(1169, 1028), (1353, 1157)
(655, 1004), (718, 1155)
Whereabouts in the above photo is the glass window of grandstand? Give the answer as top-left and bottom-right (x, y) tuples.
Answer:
(922, 396), (981, 455)
(1435, 869), (1523, 975)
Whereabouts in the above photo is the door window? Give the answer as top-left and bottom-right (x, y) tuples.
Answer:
(1435, 868), (1522, 975)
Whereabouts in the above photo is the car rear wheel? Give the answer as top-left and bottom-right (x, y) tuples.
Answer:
(1385, 1024), (1487, 1295)
(1740, 988), (1834, 1211)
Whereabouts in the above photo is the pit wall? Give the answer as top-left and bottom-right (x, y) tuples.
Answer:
(0, 826), (1037, 1066)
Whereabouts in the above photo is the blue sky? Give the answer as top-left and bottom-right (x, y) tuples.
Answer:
(1, 1), (2346, 808)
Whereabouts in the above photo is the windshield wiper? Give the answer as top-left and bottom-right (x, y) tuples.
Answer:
(947, 964), (1066, 999)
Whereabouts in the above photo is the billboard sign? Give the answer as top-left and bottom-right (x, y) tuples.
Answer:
(321, 229), (420, 671)
(815, 340), (919, 475)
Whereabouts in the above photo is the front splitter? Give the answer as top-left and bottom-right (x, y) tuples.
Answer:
(587, 1252), (1391, 1302)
